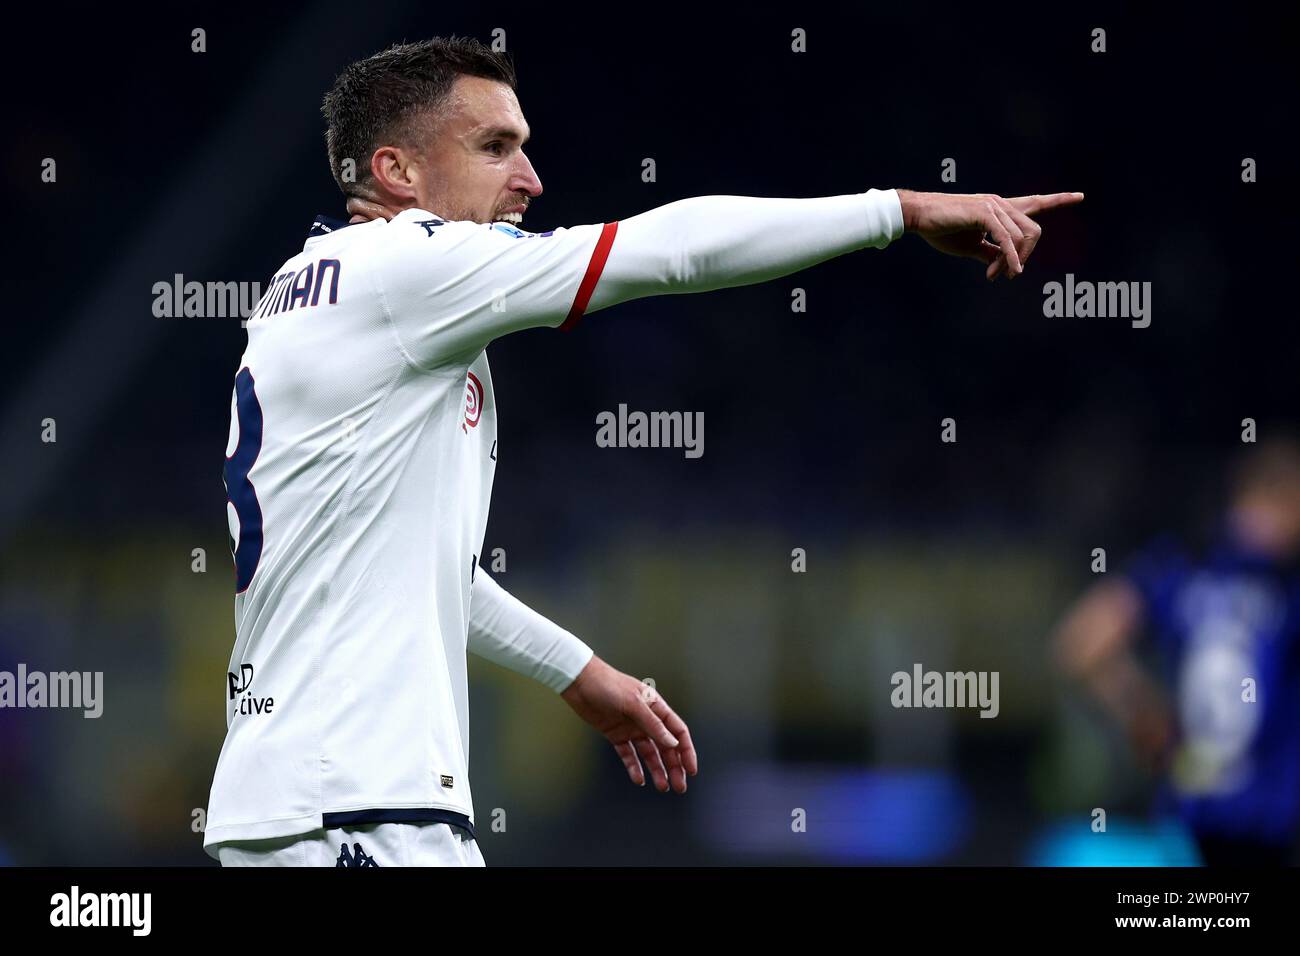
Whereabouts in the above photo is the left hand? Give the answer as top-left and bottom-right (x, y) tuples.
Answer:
(895, 189), (1085, 281)
(560, 655), (698, 793)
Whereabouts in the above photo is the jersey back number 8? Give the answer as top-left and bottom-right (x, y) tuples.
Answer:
(224, 367), (264, 593)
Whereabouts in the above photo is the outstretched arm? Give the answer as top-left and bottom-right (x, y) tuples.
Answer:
(583, 189), (904, 312)
(349, 187), (1083, 306)
(585, 187), (1083, 312)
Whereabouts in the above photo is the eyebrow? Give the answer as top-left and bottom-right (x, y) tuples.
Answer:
(482, 126), (530, 145)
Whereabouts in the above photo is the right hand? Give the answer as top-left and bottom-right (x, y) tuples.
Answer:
(559, 655), (698, 793)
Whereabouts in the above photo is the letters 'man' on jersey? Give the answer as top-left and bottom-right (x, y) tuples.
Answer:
(205, 209), (615, 856)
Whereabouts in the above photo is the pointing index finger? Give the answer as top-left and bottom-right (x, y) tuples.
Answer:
(1009, 192), (1085, 216)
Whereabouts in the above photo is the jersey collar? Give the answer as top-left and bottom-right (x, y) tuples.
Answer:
(307, 213), (354, 239)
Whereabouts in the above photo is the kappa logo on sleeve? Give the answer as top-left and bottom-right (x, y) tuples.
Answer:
(489, 222), (556, 238)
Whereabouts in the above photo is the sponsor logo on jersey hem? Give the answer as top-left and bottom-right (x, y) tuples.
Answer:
(228, 663), (275, 717)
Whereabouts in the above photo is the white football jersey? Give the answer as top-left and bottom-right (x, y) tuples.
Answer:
(204, 208), (616, 856)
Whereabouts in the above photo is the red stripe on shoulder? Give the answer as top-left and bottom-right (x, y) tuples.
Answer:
(560, 221), (619, 332)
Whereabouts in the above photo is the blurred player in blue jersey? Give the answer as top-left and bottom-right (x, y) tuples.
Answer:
(1054, 439), (1300, 865)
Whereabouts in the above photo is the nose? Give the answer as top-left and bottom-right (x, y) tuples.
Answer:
(512, 150), (543, 200)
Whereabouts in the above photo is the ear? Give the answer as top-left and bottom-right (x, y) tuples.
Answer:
(368, 146), (418, 204)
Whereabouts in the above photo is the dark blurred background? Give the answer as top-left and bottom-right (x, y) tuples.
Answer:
(1, 1), (1294, 864)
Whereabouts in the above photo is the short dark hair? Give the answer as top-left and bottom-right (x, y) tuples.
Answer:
(321, 37), (517, 196)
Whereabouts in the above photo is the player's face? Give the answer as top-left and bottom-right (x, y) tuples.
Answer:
(416, 76), (542, 226)
(1230, 484), (1300, 559)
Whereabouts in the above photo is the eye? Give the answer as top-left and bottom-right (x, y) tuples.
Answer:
(485, 142), (505, 156)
